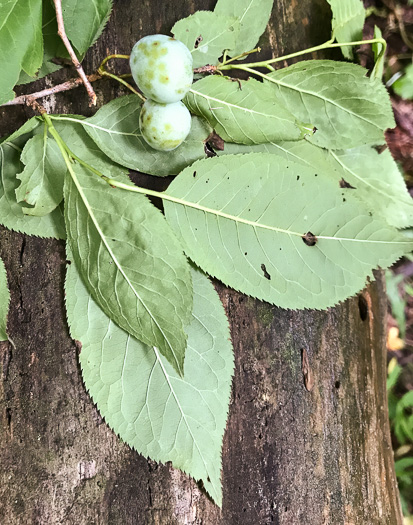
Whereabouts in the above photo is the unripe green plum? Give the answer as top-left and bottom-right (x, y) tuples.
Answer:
(130, 34), (193, 103)
(139, 99), (192, 151)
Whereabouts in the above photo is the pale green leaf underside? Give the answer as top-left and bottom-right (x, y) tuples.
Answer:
(63, 0), (113, 58)
(164, 153), (412, 310)
(0, 117), (42, 144)
(214, 0), (273, 57)
(0, 141), (65, 239)
(267, 60), (395, 149)
(64, 166), (193, 374)
(16, 131), (67, 216)
(0, 0), (43, 104)
(172, 11), (238, 68)
(185, 76), (302, 144)
(66, 250), (233, 507)
(219, 141), (413, 229)
(0, 257), (10, 341)
(75, 96), (211, 176)
(326, 0), (365, 59)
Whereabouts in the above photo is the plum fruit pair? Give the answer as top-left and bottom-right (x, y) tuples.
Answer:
(130, 35), (193, 151)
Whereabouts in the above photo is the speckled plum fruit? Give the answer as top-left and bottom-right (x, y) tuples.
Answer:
(139, 99), (192, 151)
(130, 34), (193, 103)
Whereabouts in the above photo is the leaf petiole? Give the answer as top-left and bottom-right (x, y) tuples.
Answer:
(218, 37), (387, 71)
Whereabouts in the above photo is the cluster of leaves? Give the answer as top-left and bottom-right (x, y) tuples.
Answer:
(0, 0), (113, 104)
(1, 0), (413, 506)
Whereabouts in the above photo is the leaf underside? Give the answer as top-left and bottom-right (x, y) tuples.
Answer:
(214, 0), (273, 57)
(164, 153), (412, 310)
(218, 140), (413, 229)
(64, 165), (193, 374)
(267, 60), (395, 150)
(66, 247), (234, 507)
(16, 131), (67, 216)
(172, 11), (238, 68)
(326, 0), (365, 59)
(79, 96), (211, 176)
(0, 139), (65, 239)
(0, 257), (10, 341)
(185, 76), (302, 144)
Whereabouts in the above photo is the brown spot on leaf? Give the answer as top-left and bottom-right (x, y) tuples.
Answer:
(194, 35), (203, 49)
(302, 232), (317, 246)
(261, 263), (271, 280)
(339, 178), (356, 189)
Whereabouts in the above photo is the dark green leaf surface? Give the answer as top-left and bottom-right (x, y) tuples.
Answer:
(164, 153), (412, 309)
(214, 0), (273, 57)
(64, 165), (193, 374)
(267, 60), (395, 149)
(172, 11), (238, 68)
(0, 140), (65, 239)
(66, 250), (233, 507)
(0, 257), (10, 341)
(326, 0), (365, 59)
(0, 0), (43, 103)
(185, 76), (303, 144)
(78, 96), (211, 176)
(16, 130), (67, 216)
(63, 0), (113, 58)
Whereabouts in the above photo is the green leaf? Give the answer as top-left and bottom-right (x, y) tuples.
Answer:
(185, 76), (303, 144)
(0, 257), (10, 341)
(393, 64), (413, 100)
(66, 248), (233, 507)
(0, 117), (42, 144)
(75, 96), (211, 176)
(64, 164), (193, 374)
(214, 0), (273, 57)
(326, 146), (413, 229)
(371, 25), (384, 80)
(172, 11), (238, 68)
(0, 0), (43, 103)
(51, 115), (128, 181)
(163, 153), (412, 310)
(326, 0), (365, 59)
(15, 129), (67, 216)
(267, 60), (395, 149)
(0, 140), (65, 239)
(63, 0), (113, 59)
(217, 140), (413, 229)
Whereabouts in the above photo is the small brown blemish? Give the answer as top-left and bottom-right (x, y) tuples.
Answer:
(302, 232), (317, 246)
(261, 263), (271, 280)
(194, 35), (203, 49)
(339, 178), (356, 189)
(193, 171), (197, 177)
(301, 348), (314, 391)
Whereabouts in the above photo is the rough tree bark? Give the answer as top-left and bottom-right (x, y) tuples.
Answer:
(0, 1), (403, 524)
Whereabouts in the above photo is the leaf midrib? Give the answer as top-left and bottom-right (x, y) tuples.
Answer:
(153, 347), (217, 500)
(164, 186), (410, 246)
(67, 167), (182, 373)
(189, 88), (285, 120)
(267, 70), (383, 130)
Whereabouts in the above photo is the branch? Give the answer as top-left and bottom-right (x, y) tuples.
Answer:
(1, 74), (101, 107)
(52, 0), (97, 106)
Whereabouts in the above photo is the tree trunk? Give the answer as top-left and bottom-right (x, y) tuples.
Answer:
(0, 1), (403, 524)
